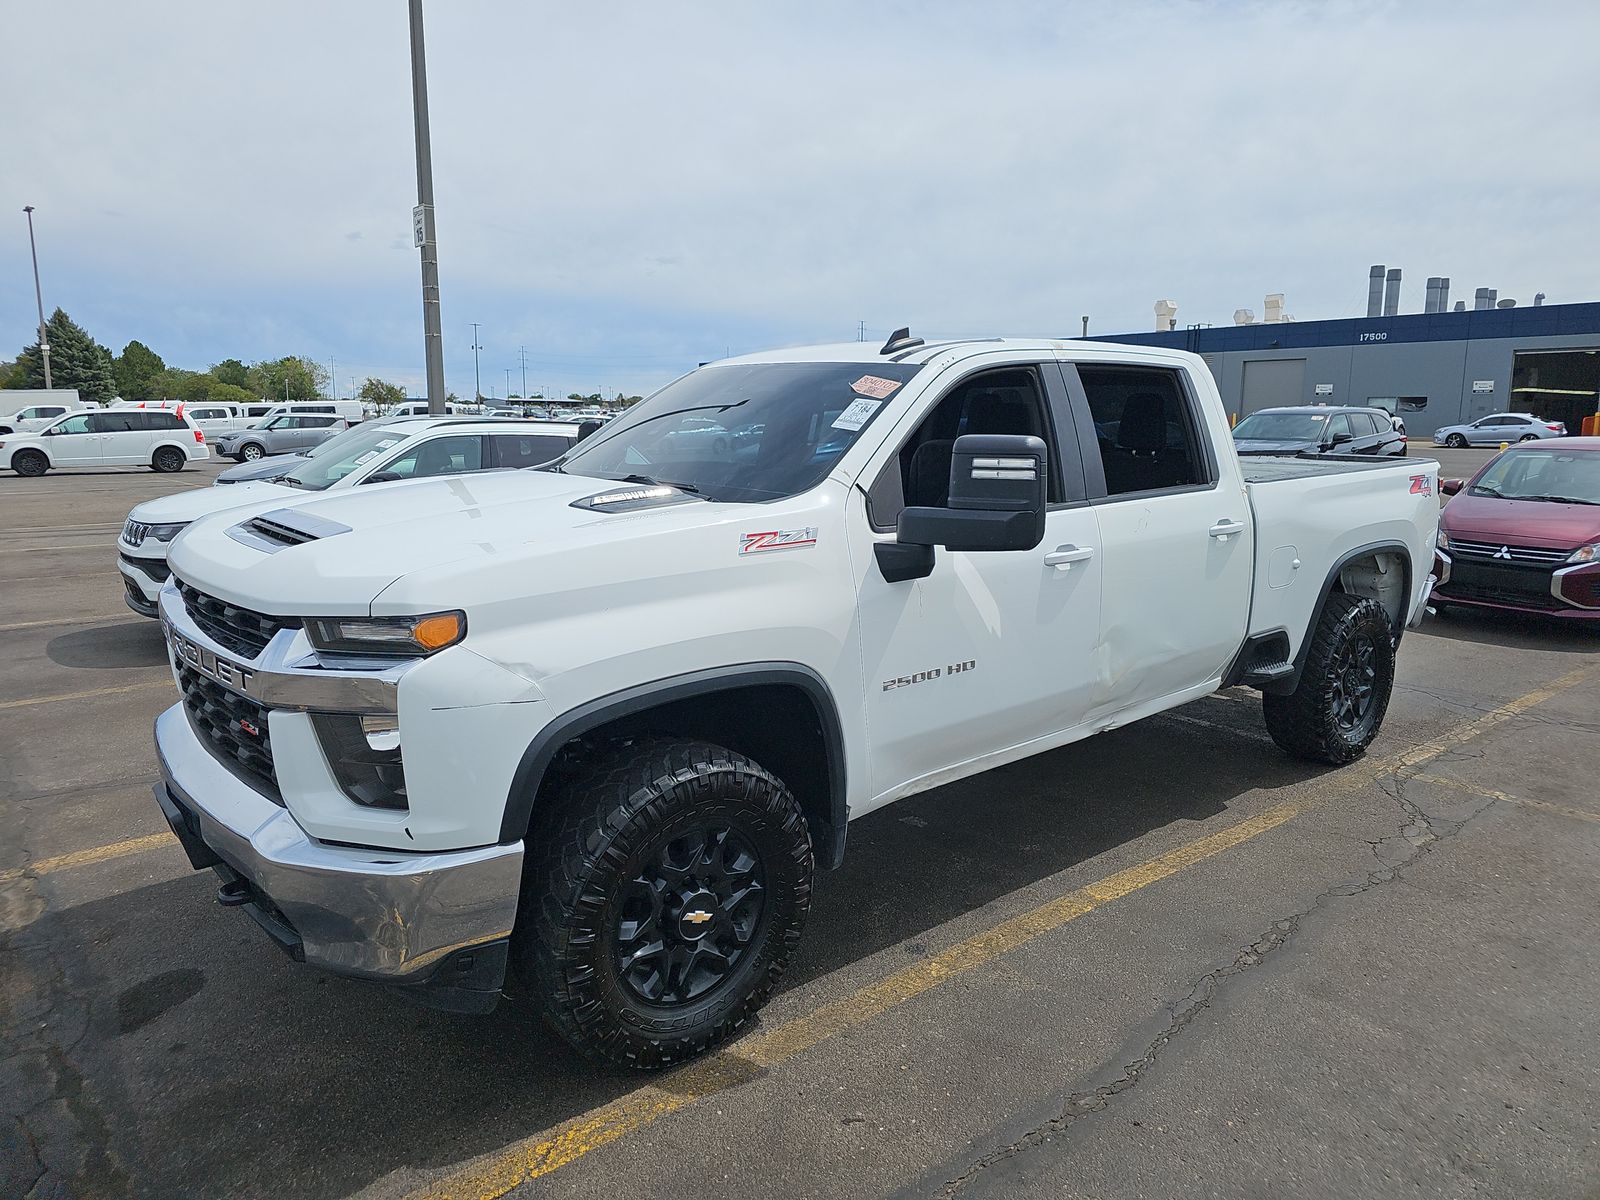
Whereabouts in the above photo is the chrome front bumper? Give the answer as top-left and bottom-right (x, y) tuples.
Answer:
(153, 700), (524, 991)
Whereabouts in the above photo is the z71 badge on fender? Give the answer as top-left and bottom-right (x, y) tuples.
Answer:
(740, 527), (818, 555)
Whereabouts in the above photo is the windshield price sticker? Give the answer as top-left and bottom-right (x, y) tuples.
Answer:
(833, 398), (881, 431)
(851, 375), (902, 400)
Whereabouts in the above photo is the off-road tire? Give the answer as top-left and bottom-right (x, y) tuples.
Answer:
(11, 449), (47, 477)
(1263, 594), (1395, 764)
(519, 737), (814, 1069)
(1445, 433), (1467, 449)
(239, 442), (265, 461)
(152, 446), (186, 473)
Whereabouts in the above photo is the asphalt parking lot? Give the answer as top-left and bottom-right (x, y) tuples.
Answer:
(4, 446), (1599, 1200)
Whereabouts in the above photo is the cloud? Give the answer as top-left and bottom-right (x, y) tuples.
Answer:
(2, 0), (1596, 397)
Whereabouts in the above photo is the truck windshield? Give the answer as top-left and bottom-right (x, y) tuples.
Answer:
(280, 423), (409, 490)
(553, 361), (922, 502)
(1471, 449), (1600, 504)
(1233, 412), (1329, 440)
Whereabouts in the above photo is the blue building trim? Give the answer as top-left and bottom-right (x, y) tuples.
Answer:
(1091, 301), (1600, 353)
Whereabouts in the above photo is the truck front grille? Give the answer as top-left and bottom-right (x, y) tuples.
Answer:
(177, 666), (281, 802)
(176, 579), (295, 659)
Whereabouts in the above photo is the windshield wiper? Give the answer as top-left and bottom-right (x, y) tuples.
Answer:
(1471, 484), (1505, 497)
(1521, 494), (1600, 506)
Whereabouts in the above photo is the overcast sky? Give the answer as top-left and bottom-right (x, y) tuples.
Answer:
(3, 0), (1597, 399)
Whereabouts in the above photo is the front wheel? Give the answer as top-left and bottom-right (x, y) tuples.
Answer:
(1263, 594), (1396, 764)
(11, 449), (48, 477)
(239, 442), (265, 461)
(1445, 433), (1468, 449)
(519, 738), (814, 1069)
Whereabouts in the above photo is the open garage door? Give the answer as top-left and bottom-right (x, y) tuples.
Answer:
(1512, 350), (1600, 435)
(1241, 358), (1306, 415)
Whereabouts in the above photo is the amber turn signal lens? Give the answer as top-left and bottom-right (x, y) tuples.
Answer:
(411, 612), (465, 651)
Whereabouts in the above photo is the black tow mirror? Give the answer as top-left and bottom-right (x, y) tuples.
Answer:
(900, 434), (1048, 552)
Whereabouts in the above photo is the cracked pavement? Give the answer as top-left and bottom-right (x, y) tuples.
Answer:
(4, 451), (1600, 1199)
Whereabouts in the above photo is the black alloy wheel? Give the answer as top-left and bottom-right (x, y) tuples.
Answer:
(1329, 631), (1377, 733)
(614, 823), (766, 1006)
(12, 449), (47, 477)
(153, 446), (185, 473)
(1263, 593), (1395, 764)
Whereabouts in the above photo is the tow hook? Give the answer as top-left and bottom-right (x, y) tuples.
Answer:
(216, 878), (251, 907)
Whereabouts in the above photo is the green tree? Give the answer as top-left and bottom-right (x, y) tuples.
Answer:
(145, 368), (201, 401)
(249, 356), (328, 403)
(356, 377), (406, 413)
(210, 358), (251, 390)
(203, 381), (256, 407)
(113, 340), (166, 402)
(0, 360), (28, 390)
(13, 308), (117, 402)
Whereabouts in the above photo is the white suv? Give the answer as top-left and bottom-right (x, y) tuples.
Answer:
(117, 417), (581, 616)
(1, 408), (209, 477)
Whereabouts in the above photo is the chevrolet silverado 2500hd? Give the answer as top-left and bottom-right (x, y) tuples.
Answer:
(150, 334), (1439, 1067)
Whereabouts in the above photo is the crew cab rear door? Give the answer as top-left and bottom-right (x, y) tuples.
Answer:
(848, 358), (1103, 803)
(1059, 358), (1252, 715)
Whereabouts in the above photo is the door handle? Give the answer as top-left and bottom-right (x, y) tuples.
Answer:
(1044, 544), (1095, 570)
(1209, 519), (1246, 540)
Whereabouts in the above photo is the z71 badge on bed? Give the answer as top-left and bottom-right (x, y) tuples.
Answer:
(740, 527), (818, 555)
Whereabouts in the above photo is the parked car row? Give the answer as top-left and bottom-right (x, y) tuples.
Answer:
(0, 408), (209, 475)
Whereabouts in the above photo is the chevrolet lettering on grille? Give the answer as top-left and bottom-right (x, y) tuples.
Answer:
(167, 625), (255, 695)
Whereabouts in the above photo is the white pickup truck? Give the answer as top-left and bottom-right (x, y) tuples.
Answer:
(150, 334), (1439, 1067)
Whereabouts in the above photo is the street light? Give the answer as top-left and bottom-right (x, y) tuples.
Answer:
(504, 367), (511, 399)
(22, 206), (52, 389)
(470, 322), (483, 401)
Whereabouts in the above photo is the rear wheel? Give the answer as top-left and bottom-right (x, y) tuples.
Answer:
(1445, 433), (1467, 449)
(1264, 594), (1395, 764)
(11, 449), (47, 477)
(239, 442), (265, 461)
(152, 446), (186, 473)
(519, 737), (814, 1069)
(1519, 433), (1538, 442)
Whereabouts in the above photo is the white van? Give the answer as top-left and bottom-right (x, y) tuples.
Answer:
(1, 408), (210, 476)
(113, 400), (253, 438)
(385, 401), (465, 418)
(248, 400), (366, 425)
(1, 390), (86, 434)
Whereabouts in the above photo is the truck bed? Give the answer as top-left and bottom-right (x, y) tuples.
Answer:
(1240, 454), (1432, 484)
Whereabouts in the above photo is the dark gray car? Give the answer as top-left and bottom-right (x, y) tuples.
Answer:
(215, 414), (348, 462)
(1233, 407), (1406, 457)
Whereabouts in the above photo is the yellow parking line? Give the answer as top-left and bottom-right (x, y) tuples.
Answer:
(0, 832), (179, 882)
(1410, 772), (1600, 824)
(409, 662), (1600, 1199)
(415, 804), (1300, 1199)
(0, 679), (172, 710)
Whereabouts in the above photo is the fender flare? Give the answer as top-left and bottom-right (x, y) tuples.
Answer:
(499, 662), (850, 866)
(1275, 540), (1413, 693)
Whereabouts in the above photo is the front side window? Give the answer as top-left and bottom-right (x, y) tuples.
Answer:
(1078, 366), (1209, 497)
(382, 434), (484, 478)
(1327, 414), (1354, 442)
(1472, 450), (1600, 505)
(280, 424), (414, 490)
(556, 361), (922, 503)
(52, 414), (93, 435)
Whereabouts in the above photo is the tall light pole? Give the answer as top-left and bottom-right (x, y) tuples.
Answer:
(519, 345), (528, 400)
(22, 206), (52, 389)
(504, 367), (511, 399)
(470, 322), (483, 401)
(408, 0), (447, 414)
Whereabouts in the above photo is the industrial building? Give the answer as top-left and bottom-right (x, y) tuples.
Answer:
(1095, 267), (1600, 439)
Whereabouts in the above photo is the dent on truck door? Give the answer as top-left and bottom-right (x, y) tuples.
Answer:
(1063, 363), (1252, 713)
(849, 362), (1103, 802)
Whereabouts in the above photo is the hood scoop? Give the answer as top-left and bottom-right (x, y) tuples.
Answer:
(227, 508), (352, 554)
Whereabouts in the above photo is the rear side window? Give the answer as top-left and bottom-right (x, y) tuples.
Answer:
(493, 433), (572, 468)
(89, 412), (139, 433)
(147, 413), (183, 430)
(1076, 366), (1210, 497)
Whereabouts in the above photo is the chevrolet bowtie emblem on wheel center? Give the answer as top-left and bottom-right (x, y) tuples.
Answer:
(683, 910), (713, 925)
(1493, 546), (1512, 559)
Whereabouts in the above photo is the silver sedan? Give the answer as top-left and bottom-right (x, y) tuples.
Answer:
(1432, 412), (1566, 448)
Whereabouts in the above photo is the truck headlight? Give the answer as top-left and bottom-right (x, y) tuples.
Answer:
(305, 611), (466, 657)
(1568, 543), (1599, 564)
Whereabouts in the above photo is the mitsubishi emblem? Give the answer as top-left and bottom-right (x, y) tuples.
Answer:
(1493, 546), (1512, 560)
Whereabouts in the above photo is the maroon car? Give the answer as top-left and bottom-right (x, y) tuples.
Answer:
(1432, 437), (1600, 621)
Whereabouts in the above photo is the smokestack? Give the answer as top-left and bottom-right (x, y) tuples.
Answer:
(1154, 299), (1178, 332)
(1264, 293), (1285, 323)
(1424, 277), (1440, 313)
(1474, 287), (1491, 310)
(1382, 268), (1402, 316)
(1486, 288), (1498, 307)
(1367, 265), (1385, 318)
(1437, 277), (1450, 312)
(1534, 292), (1545, 307)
